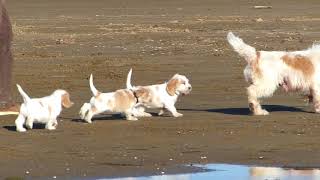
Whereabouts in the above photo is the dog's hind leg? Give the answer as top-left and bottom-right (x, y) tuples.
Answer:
(158, 108), (166, 116)
(25, 116), (34, 129)
(84, 108), (95, 123)
(311, 87), (320, 113)
(45, 119), (57, 130)
(247, 84), (276, 115)
(15, 114), (26, 132)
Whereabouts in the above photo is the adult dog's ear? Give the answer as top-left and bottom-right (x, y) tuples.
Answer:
(61, 92), (74, 108)
(166, 77), (179, 96)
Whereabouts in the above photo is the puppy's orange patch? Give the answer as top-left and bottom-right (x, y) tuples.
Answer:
(61, 92), (74, 108)
(91, 106), (98, 113)
(111, 90), (135, 111)
(281, 55), (314, 76)
(135, 87), (152, 102)
(166, 78), (180, 96)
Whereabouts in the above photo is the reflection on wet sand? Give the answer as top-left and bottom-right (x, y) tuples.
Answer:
(250, 167), (320, 180)
(101, 164), (320, 180)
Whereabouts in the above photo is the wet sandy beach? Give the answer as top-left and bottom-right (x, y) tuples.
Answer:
(2, 0), (320, 178)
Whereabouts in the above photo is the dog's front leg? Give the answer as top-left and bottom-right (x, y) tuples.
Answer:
(125, 109), (138, 121)
(165, 103), (183, 117)
(247, 85), (269, 115)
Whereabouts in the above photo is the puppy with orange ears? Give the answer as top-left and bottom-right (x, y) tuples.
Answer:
(126, 69), (192, 117)
(15, 85), (73, 132)
(79, 72), (140, 123)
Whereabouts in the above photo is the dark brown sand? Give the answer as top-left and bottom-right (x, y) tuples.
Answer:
(2, 0), (320, 178)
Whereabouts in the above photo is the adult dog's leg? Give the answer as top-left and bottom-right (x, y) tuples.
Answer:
(311, 87), (320, 113)
(247, 84), (276, 115)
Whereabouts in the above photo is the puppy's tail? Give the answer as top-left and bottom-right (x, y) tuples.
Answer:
(16, 84), (31, 102)
(126, 68), (133, 90)
(89, 74), (100, 96)
(227, 32), (257, 63)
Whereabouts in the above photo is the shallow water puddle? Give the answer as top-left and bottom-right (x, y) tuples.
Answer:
(100, 164), (320, 180)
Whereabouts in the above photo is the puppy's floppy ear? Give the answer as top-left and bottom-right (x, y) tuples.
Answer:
(61, 92), (74, 108)
(166, 78), (179, 96)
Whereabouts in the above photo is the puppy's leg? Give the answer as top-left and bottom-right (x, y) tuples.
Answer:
(45, 119), (57, 130)
(247, 84), (276, 115)
(52, 119), (58, 128)
(311, 87), (320, 113)
(15, 114), (26, 132)
(158, 108), (166, 116)
(133, 106), (151, 117)
(131, 106), (150, 117)
(84, 106), (102, 123)
(125, 109), (138, 121)
(79, 103), (90, 120)
(165, 103), (183, 117)
(25, 116), (34, 130)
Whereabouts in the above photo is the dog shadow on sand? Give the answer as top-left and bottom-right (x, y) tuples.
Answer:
(69, 113), (163, 122)
(3, 124), (46, 132)
(179, 105), (309, 115)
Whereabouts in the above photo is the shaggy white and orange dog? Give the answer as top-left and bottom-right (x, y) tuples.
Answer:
(79, 73), (140, 123)
(126, 69), (192, 117)
(15, 84), (73, 132)
(227, 32), (320, 115)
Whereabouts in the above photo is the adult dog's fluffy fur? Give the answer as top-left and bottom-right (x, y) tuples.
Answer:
(79, 73), (139, 123)
(15, 84), (73, 132)
(227, 32), (320, 115)
(126, 69), (192, 117)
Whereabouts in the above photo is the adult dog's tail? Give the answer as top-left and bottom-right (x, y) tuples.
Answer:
(16, 84), (31, 102)
(227, 32), (257, 63)
(89, 74), (100, 96)
(126, 68), (133, 89)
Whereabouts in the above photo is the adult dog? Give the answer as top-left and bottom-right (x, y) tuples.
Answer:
(227, 32), (319, 115)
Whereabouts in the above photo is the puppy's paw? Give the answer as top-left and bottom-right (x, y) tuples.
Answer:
(173, 112), (183, 117)
(158, 110), (165, 116)
(254, 109), (269, 115)
(25, 124), (33, 130)
(85, 119), (92, 124)
(47, 126), (56, 130)
(16, 127), (27, 132)
(127, 116), (138, 121)
(143, 112), (152, 117)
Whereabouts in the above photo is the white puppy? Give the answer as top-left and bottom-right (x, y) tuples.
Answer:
(79, 73), (139, 123)
(15, 84), (73, 132)
(227, 32), (320, 115)
(126, 69), (192, 117)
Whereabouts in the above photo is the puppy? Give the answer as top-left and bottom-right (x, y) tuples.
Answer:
(15, 84), (73, 132)
(79, 73), (139, 123)
(227, 32), (320, 115)
(126, 69), (192, 117)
